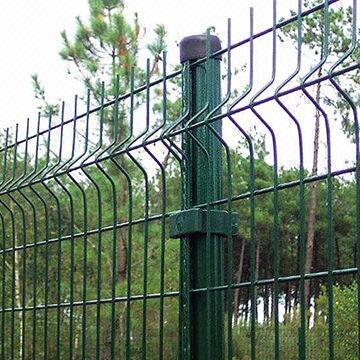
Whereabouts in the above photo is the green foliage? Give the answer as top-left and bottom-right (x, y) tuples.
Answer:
(316, 283), (358, 355)
(33, 0), (168, 126)
(0, 124), (357, 357)
(58, 0), (141, 100)
(31, 74), (60, 118)
(8, 1), (357, 357)
(279, 0), (360, 140)
(232, 283), (358, 359)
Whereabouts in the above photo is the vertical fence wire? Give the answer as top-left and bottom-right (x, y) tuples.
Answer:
(0, 0), (358, 359)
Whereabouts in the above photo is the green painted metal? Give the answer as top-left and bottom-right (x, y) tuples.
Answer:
(169, 209), (238, 238)
(180, 33), (225, 360)
(0, 1), (358, 359)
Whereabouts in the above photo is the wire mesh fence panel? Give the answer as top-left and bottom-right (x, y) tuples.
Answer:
(0, 0), (358, 359)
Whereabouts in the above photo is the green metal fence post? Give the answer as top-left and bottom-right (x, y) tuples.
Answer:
(179, 34), (224, 360)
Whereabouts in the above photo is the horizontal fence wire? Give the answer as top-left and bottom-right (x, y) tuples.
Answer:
(0, 165), (356, 256)
(0, 0), (358, 359)
(0, 267), (357, 314)
(0, 0), (342, 154)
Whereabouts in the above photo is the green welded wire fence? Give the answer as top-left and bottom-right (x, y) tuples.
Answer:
(0, 0), (359, 359)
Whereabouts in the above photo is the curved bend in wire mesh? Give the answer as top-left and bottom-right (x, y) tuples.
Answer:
(0, 0), (358, 359)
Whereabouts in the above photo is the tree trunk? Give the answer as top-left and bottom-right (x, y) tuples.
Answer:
(255, 241), (260, 322)
(270, 286), (274, 320)
(102, 165), (129, 358)
(284, 283), (289, 316)
(305, 66), (322, 309)
(289, 287), (294, 322)
(118, 228), (127, 283)
(256, 240), (260, 280)
(118, 167), (129, 283)
(264, 285), (269, 323)
(14, 237), (22, 360)
(313, 281), (320, 325)
(284, 283), (290, 322)
(102, 316), (118, 360)
(10, 200), (23, 360)
(244, 289), (249, 323)
(335, 236), (341, 268)
(354, 243), (357, 268)
(293, 286), (297, 314)
(233, 238), (245, 324)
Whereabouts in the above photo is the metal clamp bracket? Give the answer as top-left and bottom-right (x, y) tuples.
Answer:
(169, 208), (238, 238)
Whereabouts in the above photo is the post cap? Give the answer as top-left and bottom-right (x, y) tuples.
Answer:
(180, 35), (221, 63)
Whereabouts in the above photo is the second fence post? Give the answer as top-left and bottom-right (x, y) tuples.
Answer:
(179, 34), (224, 360)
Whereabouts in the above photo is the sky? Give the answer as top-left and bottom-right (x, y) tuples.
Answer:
(0, 0), (291, 126)
(0, 0), (356, 327)
(0, 0), (357, 174)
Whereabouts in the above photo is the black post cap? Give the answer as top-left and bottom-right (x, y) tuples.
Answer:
(180, 35), (221, 64)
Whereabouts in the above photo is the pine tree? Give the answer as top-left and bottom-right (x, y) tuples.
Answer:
(32, 0), (167, 121)
(280, 0), (359, 311)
